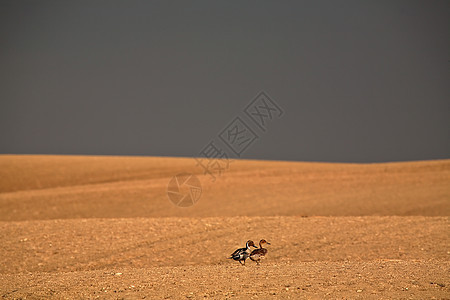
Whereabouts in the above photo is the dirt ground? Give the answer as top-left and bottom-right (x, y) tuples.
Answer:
(0, 155), (449, 299)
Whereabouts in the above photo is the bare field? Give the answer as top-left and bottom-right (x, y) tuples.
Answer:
(0, 155), (449, 299)
(2, 261), (449, 299)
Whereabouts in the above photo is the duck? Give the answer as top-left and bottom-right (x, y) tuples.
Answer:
(228, 240), (257, 265)
(249, 239), (271, 265)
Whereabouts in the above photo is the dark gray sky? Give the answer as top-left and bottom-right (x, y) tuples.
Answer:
(1, 0), (449, 162)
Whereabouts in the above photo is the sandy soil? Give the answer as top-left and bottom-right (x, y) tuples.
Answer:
(0, 155), (449, 299)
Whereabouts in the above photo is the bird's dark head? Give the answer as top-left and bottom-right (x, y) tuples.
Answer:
(246, 240), (257, 248)
(260, 239), (271, 246)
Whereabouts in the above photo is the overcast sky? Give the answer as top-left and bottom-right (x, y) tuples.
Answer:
(1, 1), (449, 162)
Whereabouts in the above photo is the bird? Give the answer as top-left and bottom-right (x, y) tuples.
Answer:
(228, 240), (257, 265)
(249, 239), (271, 265)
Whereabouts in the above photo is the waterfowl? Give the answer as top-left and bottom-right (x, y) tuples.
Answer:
(228, 240), (257, 265)
(249, 239), (271, 265)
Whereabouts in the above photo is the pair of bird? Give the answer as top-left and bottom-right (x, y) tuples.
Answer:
(228, 239), (271, 265)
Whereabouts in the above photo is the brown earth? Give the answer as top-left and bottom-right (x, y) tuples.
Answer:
(0, 155), (449, 299)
